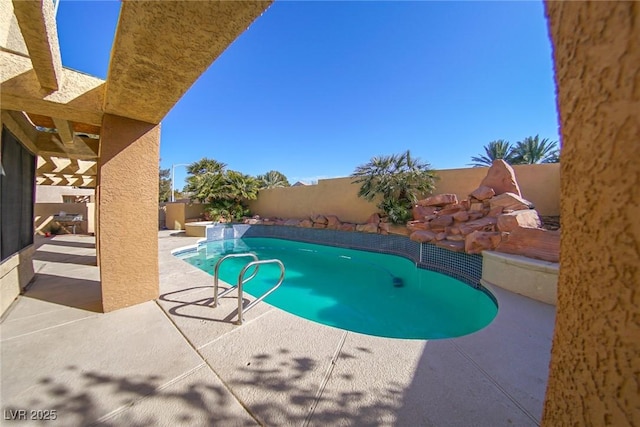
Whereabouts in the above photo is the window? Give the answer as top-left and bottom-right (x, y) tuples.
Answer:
(1, 126), (35, 262)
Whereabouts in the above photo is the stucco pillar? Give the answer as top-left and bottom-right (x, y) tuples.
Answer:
(543, 2), (639, 426)
(97, 114), (160, 312)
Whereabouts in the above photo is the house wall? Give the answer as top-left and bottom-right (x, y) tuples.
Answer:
(542, 1), (639, 425)
(248, 163), (560, 223)
(35, 185), (95, 203)
(34, 202), (95, 235)
(0, 245), (35, 316)
(165, 202), (206, 230)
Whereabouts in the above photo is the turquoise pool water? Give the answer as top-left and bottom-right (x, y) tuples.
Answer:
(176, 237), (497, 339)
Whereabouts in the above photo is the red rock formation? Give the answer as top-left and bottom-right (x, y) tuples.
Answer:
(470, 185), (496, 201)
(479, 159), (522, 196)
(490, 192), (534, 212)
(495, 226), (560, 262)
(409, 230), (436, 243)
(417, 193), (458, 207)
(497, 210), (542, 232)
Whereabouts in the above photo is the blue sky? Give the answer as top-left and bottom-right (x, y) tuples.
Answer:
(56, 0), (559, 188)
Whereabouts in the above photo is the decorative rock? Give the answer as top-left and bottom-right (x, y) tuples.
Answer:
(488, 206), (504, 217)
(429, 215), (454, 229)
(412, 205), (437, 220)
(438, 204), (465, 216)
(470, 185), (496, 201)
(378, 222), (390, 235)
(388, 224), (411, 236)
(356, 223), (379, 233)
(435, 232), (447, 241)
(446, 234), (465, 242)
(366, 213), (381, 224)
(479, 159), (522, 196)
(312, 223), (326, 229)
(299, 219), (313, 228)
(407, 221), (430, 232)
(339, 223), (356, 232)
(490, 192), (534, 212)
(468, 211), (485, 221)
(435, 240), (465, 252)
(312, 215), (328, 225)
(470, 202), (484, 211)
(410, 230), (436, 243)
(452, 210), (470, 222)
(325, 215), (342, 229)
(418, 194), (458, 207)
(458, 216), (498, 235)
(283, 219), (300, 227)
(464, 231), (504, 254)
(497, 210), (542, 232)
(495, 226), (560, 263)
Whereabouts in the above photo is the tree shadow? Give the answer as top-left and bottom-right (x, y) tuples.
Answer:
(6, 364), (253, 426)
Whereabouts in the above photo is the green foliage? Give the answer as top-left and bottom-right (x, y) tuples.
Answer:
(204, 199), (251, 223)
(257, 170), (290, 189)
(469, 140), (515, 167)
(351, 150), (437, 224)
(470, 136), (560, 167)
(512, 135), (559, 164)
(159, 167), (171, 202)
(184, 157), (259, 222)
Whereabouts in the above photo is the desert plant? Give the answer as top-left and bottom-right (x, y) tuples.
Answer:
(257, 170), (290, 189)
(512, 135), (559, 164)
(469, 140), (516, 167)
(351, 150), (437, 224)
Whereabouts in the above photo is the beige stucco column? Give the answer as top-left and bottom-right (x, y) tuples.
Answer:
(543, 2), (639, 425)
(97, 114), (160, 312)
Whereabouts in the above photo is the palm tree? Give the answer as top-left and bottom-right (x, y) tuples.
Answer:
(512, 135), (559, 164)
(469, 140), (515, 167)
(351, 150), (437, 223)
(223, 170), (260, 202)
(184, 158), (227, 203)
(257, 170), (290, 189)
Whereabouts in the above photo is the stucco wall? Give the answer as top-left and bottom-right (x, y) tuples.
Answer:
(248, 163), (560, 223)
(35, 185), (95, 203)
(97, 115), (160, 312)
(165, 202), (205, 230)
(542, 2), (639, 426)
(0, 245), (35, 316)
(34, 203), (95, 234)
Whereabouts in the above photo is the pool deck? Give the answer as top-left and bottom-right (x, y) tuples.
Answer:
(0, 232), (556, 426)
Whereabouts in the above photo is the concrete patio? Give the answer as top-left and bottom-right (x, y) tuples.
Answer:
(1, 232), (555, 426)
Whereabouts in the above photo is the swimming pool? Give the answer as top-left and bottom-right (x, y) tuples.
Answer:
(175, 237), (497, 339)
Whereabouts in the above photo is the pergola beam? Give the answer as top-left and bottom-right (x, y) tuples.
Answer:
(36, 173), (96, 188)
(51, 117), (76, 146)
(35, 133), (99, 159)
(1, 51), (105, 126)
(1, 110), (40, 154)
(104, 0), (272, 124)
(11, 0), (62, 91)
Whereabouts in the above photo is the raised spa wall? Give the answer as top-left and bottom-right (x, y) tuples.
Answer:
(199, 223), (558, 305)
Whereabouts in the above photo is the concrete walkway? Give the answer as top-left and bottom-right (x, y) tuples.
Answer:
(1, 232), (555, 426)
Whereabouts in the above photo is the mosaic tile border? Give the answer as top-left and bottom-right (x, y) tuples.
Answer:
(204, 224), (484, 288)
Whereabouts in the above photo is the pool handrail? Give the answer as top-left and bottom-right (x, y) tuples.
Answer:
(236, 259), (285, 325)
(212, 253), (259, 307)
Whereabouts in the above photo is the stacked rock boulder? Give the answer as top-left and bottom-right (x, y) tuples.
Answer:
(244, 212), (390, 234)
(407, 160), (560, 263)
